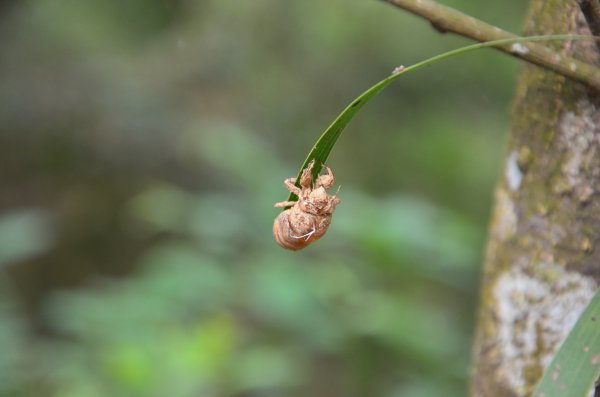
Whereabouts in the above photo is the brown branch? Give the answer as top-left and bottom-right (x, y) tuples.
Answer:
(579, 0), (600, 36)
(578, 0), (600, 53)
(383, 0), (600, 91)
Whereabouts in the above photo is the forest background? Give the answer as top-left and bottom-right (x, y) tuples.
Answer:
(0, 1), (528, 396)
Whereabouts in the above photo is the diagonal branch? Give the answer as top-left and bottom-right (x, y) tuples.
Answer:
(383, 0), (600, 91)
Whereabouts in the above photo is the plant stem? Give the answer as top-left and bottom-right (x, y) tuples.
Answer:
(383, 0), (600, 91)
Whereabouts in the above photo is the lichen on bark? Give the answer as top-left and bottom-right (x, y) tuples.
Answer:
(470, 1), (600, 396)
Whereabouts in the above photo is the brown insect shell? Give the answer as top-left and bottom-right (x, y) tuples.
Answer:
(272, 199), (333, 251)
(273, 161), (340, 250)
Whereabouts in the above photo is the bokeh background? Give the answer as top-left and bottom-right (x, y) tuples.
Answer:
(0, 1), (526, 396)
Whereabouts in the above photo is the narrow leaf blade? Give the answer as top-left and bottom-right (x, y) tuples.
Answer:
(285, 77), (393, 202)
(284, 34), (595, 203)
(532, 288), (600, 397)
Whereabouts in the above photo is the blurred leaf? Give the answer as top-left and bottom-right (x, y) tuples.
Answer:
(139, 244), (231, 310)
(0, 209), (54, 268)
(182, 121), (281, 190)
(31, 0), (180, 50)
(189, 195), (245, 241)
(347, 291), (466, 363)
(336, 192), (480, 274)
(391, 378), (463, 397)
(244, 260), (342, 347)
(175, 314), (236, 374)
(104, 343), (154, 391)
(233, 346), (304, 391)
(128, 183), (192, 231)
(0, 302), (28, 395)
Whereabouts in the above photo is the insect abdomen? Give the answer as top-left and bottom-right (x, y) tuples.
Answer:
(273, 209), (324, 250)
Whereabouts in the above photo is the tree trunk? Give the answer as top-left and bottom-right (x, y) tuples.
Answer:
(470, 1), (600, 396)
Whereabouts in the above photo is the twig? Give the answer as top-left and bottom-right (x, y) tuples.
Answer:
(383, 0), (600, 91)
(578, 0), (600, 53)
(579, 0), (600, 36)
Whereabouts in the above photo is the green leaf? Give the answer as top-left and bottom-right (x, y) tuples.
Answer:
(284, 34), (595, 203)
(532, 288), (600, 397)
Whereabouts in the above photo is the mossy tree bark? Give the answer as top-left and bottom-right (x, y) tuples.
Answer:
(470, 1), (600, 396)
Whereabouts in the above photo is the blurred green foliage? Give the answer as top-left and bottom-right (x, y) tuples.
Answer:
(0, 0), (526, 396)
